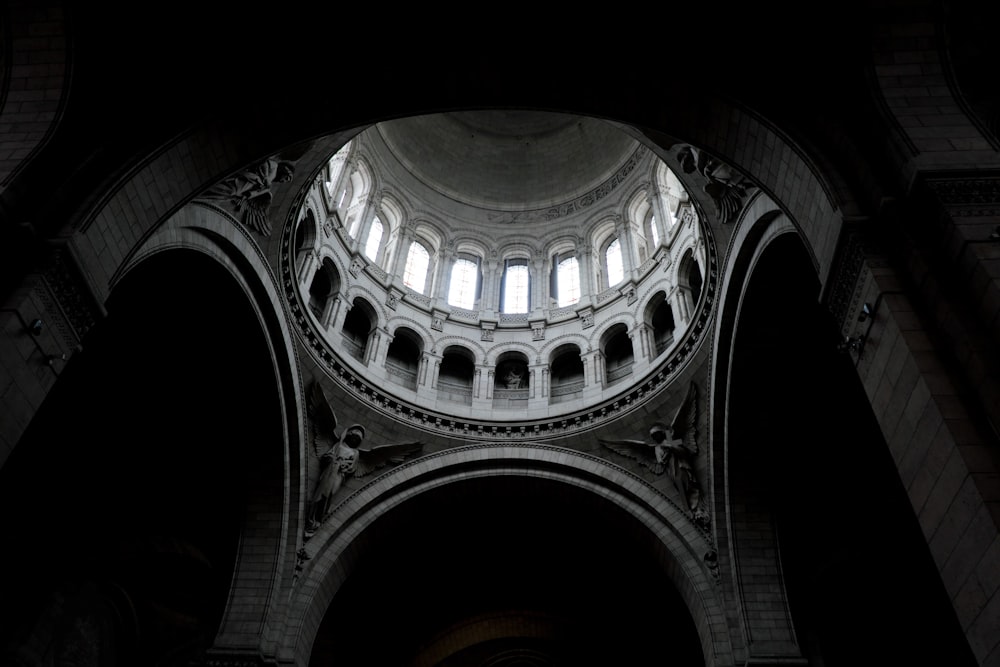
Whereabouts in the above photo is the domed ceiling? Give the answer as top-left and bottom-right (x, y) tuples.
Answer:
(282, 108), (716, 439)
(375, 110), (641, 211)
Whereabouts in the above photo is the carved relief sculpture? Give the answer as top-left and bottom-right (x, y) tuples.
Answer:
(198, 157), (296, 236)
(676, 145), (754, 225)
(305, 381), (423, 537)
(599, 381), (709, 530)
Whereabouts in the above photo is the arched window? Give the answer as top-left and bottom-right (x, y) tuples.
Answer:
(554, 253), (580, 307)
(403, 241), (431, 294)
(448, 253), (481, 309)
(363, 217), (383, 261)
(500, 258), (530, 313)
(605, 238), (624, 287)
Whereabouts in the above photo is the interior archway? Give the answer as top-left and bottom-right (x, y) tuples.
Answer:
(0, 249), (284, 666)
(726, 233), (977, 665)
(308, 475), (705, 666)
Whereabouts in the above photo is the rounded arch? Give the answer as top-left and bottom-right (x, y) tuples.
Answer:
(437, 344), (477, 405)
(339, 156), (374, 237)
(678, 247), (704, 314)
(599, 321), (634, 387)
(289, 445), (727, 666)
(549, 342), (586, 404)
(307, 256), (340, 321)
(295, 207), (318, 254)
(6, 203), (304, 662)
(385, 325), (423, 391)
(494, 349), (529, 390)
(341, 296), (378, 363)
(644, 289), (676, 357)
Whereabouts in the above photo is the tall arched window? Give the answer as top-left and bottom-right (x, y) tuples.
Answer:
(605, 238), (624, 287)
(555, 254), (580, 307)
(363, 217), (383, 261)
(448, 253), (481, 309)
(403, 241), (430, 294)
(501, 258), (530, 314)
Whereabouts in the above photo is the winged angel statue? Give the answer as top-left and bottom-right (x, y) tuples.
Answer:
(599, 382), (709, 530)
(305, 381), (423, 536)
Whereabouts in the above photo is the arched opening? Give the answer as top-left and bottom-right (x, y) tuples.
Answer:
(493, 351), (529, 409)
(0, 249), (281, 667)
(385, 327), (422, 390)
(341, 298), (375, 363)
(601, 323), (634, 386)
(437, 346), (476, 405)
(727, 233), (977, 666)
(295, 209), (317, 272)
(308, 476), (705, 666)
(549, 344), (584, 404)
(308, 257), (340, 321)
(646, 290), (676, 357)
(678, 249), (702, 315)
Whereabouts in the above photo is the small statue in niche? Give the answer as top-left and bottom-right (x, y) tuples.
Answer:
(676, 145), (754, 225)
(305, 381), (423, 537)
(198, 157), (296, 236)
(504, 368), (523, 389)
(599, 381), (709, 530)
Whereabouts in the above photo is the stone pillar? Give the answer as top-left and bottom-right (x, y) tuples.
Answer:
(634, 321), (654, 361)
(483, 367), (494, 400)
(483, 256), (500, 312)
(320, 295), (341, 332)
(615, 214), (636, 278)
(668, 286), (689, 326)
(577, 241), (594, 301)
(434, 248), (454, 303)
(296, 249), (318, 287)
(648, 186), (668, 248)
(389, 227), (414, 289)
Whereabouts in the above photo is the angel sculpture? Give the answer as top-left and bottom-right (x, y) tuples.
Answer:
(676, 145), (753, 225)
(305, 381), (423, 536)
(198, 157), (295, 236)
(599, 382), (709, 529)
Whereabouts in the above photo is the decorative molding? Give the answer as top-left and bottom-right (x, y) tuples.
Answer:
(924, 175), (1000, 216)
(278, 213), (720, 443)
(825, 224), (874, 335)
(38, 244), (104, 348)
(431, 310), (445, 331)
(194, 157), (296, 236)
(676, 145), (756, 225)
(450, 307), (480, 321)
(499, 312), (529, 324)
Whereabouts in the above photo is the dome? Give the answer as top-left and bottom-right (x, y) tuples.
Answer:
(375, 110), (641, 211)
(287, 109), (713, 433)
